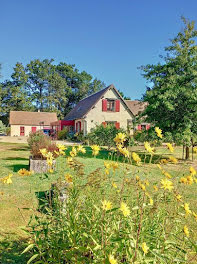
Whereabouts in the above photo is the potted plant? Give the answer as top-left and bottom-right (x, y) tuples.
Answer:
(28, 130), (60, 173)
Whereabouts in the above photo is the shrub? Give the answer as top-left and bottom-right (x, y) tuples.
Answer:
(57, 128), (69, 140)
(0, 121), (6, 134)
(28, 130), (59, 159)
(87, 124), (126, 149)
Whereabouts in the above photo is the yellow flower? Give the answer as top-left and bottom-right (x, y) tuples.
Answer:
(180, 177), (187, 184)
(144, 142), (154, 154)
(102, 200), (112, 211)
(47, 158), (53, 167)
(160, 159), (168, 164)
(186, 175), (193, 185)
(40, 148), (48, 157)
(157, 164), (162, 170)
(45, 152), (53, 159)
(111, 162), (119, 171)
(91, 145), (100, 156)
(141, 242), (149, 254)
(18, 168), (28, 176)
(149, 198), (153, 205)
(144, 180), (149, 186)
(48, 168), (54, 173)
(54, 150), (60, 156)
(104, 161), (111, 169)
(120, 147), (130, 158)
(194, 178), (197, 184)
(109, 254), (117, 264)
(166, 143), (174, 153)
(114, 132), (126, 144)
(105, 169), (109, 175)
(193, 146), (197, 153)
(190, 166), (196, 176)
(57, 144), (67, 151)
(183, 225), (189, 237)
(163, 171), (172, 179)
(65, 173), (73, 183)
(132, 152), (141, 164)
(155, 127), (162, 139)
(184, 203), (192, 216)
(192, 212), (197, 222)
(112, 182), (118, 188)
(153, 185), (158, 191)
(70, 147), (77, 157)
(139, 182), (146, 191)
(136, 175), (140, 181)
(160, 178), (174, 191)
(120, 202), (130, 217)
(168, 156), (178, 164)
(175, 194), (182, 202)
(1, 174), (13, 184)
(77, 145), (86, 153)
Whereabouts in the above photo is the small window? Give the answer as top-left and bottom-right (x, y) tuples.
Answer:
(106, 121), (116, 126)
(141, 125), (146, 130)
(107, 99), (115, 111)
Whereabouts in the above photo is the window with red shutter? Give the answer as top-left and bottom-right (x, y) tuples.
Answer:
(102, 99), (107, 111)
(138, 125), (142, 130)
(115, 122), (120, 129)
(146, 124), (150, 130)
(115, 100), (120, 112)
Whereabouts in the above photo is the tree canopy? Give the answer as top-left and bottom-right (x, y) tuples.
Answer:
(0, 59), (105, 124)
(141, 17), (197, 150)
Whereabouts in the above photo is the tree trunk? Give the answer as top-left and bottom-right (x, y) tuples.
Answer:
(185, 146), (190, 160)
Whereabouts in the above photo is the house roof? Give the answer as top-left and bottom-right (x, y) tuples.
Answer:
(9, 111), (58, 126)
(125, 100), (148, 116)
(64, 84), (134, 120)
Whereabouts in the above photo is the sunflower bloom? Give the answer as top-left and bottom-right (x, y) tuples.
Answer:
(77, 145), (86, 154)
(65, 173), (73, 183)
(142, 242), (149, 254)
(160, 178), (174, 191)
(1, 174), (13, 184)
(114, 132), (126, 144)
(91, 145), (100, 156)
(120, 202), (130, 217)
(184, 203), (192, 216)
(166, 143), (174, 153)
(168, 156), (178, 164)
(109, 254), (117, 264)
(57, 144), (67, 151)
(155, 127), (162, 139)
(132, 152), (141, 164)
(190, 166), (196, 176)
(144, 142), (154, 154)
(183, 225), (189, 237)
(175, 194), (182, 202)
(102, 200), (112, 211)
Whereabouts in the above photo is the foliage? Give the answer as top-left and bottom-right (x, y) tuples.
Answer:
(87, 124), (126, 149)
(22, 130), (197, 263)
(0, 120), (6, 133)
(57, 128), (69, 140)
(0, 59), (105, 124)
(140, 17), (197, 157)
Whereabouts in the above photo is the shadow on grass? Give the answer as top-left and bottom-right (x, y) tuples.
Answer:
(10, 146), (30, 152)
(66, 146), (163, 164)
(0, 236), (30, 264)
(6, 164), (29, 172)
(2, 157), (29, 161)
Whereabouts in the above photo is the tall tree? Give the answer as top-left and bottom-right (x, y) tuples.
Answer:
(141, 17), (197, 159)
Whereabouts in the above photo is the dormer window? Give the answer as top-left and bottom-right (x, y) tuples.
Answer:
(107, 99), (115, 112)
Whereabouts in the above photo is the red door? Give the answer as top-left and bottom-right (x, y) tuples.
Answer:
(20, 126), (25, 136)
(32, 127), (37, 133)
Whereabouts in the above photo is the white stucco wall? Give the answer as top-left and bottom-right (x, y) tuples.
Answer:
(84, 88), (133, 134)
(10, 125), (50, 137)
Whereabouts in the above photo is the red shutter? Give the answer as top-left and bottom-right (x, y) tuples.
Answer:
(146, 124), (150, 130)
(102, 99), (107, 111)
(115, 100), (120, 112)
(31, 127), (37, 133)
(115, 122), (120, 129)
(138, 125), (142, 130)
(102, 122), (107, 128)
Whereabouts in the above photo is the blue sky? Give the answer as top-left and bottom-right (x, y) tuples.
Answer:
(0, 0), (197, 99)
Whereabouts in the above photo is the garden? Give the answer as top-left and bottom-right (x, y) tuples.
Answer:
(0, 128), (197, 264)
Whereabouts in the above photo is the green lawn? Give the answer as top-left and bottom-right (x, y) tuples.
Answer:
(0, 142), (196, 263)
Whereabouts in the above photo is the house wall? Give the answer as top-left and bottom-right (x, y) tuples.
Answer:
(84, 89), (133, 134)
(10, 125), (50, 136)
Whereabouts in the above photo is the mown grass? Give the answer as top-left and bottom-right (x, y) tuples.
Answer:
(0, 142), (196, 263)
